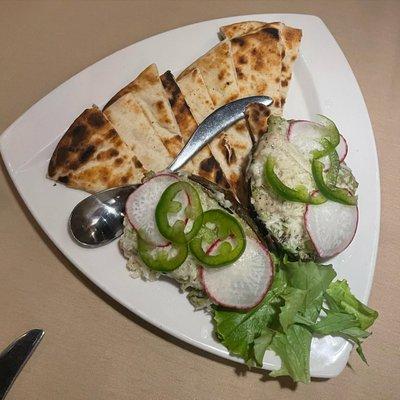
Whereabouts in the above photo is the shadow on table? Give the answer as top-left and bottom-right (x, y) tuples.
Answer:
(1, 158), (331, 391)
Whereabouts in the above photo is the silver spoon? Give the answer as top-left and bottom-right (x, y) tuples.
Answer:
(69, 96), (272, 247)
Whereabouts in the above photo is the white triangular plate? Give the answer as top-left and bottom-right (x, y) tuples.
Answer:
(0, 14), (380, 378)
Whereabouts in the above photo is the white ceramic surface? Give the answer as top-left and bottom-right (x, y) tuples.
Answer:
(0, 14), (380, 378)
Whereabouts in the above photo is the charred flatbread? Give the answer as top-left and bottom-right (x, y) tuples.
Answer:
(270, 23), (302, 107)
(244, 103), (271, 143)
(48, 106), (145, 192)
(104, 64), (184, 158)
(160, 70), (230, 189)
(104, 93), (172, 172)
(177, 39), (253, 196)
(220, 21), (302, 110)
(178, 40), (239, 107)
(177, 68), (252, 197)
(229, 27), (283, 115)
(219, 21), (266, 39)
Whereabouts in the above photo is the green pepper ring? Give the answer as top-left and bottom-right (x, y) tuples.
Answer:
(264, 156), (326, 205)
(189, 209), (246, 268)
(325, 149), (340, 186)
(155, 181), (203, 244)
(137, 236), (188, 272)
(312, 159), (358, 206)
(312, 115), (341, 159)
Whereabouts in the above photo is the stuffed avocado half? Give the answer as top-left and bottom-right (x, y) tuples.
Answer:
(120, 173), (274, 310)
(247, 115), (359, 260)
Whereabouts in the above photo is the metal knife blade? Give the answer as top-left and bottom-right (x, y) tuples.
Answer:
(0, 329), (45, 399)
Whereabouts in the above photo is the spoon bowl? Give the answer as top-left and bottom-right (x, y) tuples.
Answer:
(69, 185), (138, 247)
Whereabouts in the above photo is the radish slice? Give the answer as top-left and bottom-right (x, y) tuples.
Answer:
(337, 135), (348, 162)
(288, 120), (348, 162)
(200, 238), (274, 310)
(287, 120), (324, 156)
(304, 199), (358, 258)
(126, 174), (178, 246)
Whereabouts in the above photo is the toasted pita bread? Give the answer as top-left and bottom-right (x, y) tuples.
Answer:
(229, 27), (283, 115)
(104, 93), (172, 172)
(178, 40), (240, 107)
(177, 39), (253, 195)
(160, 70), (230, 189)
(177, 68), (252, 197)
(245, 103), (271, 143)
(219, 21), (266, 39)
(270, 23), (302, 107)
(159, 70), (198, 143)
(48, 106), (145, 192)
(220, 21), (302, 109)
(104, 64), (184, 158)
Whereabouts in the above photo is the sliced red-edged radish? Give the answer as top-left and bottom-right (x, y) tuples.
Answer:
(304, 198), (358, 258)
(337, 135), (348, 162)
(200, 238), (274, 310)
(126, 173), (178, 246)
(288, 120), (348, 163)
(287, 120), (324, 156)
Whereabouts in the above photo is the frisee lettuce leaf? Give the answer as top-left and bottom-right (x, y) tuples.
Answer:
(269, 324), (312, 383)
(212, 257), (378, 383)
(325, 280), (378, 330)
(279, 288), (306, 332)
(253, 328), (274, 366)
(281, 258), (336, 322)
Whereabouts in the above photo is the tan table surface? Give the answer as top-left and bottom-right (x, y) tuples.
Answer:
(1, 1), (399, 398)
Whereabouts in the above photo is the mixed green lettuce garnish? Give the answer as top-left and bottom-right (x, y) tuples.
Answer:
(213, 256), (378, 383)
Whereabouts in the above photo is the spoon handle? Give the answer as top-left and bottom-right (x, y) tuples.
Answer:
(168, 96), (272, 172)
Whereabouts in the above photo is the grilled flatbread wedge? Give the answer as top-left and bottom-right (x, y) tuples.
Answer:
(219, 21), (266, 39)
(178, 40), (239, 107)
(160, 70), (230, 189)
(177, 39), (253, 197)
(220, 21), (302, 110)
(177, 68), (252, 197)
(48, 106), (145, 192)
(104, 64), (184, 158)
(104, 93), (172, 171)
(270, 22), (302, 107)
(244, 103), (271, 142)
(160, 71), (198, 143)
(229, 26), (283, 115)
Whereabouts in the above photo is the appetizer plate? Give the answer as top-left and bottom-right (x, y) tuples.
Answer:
(0, 14), (380, 378)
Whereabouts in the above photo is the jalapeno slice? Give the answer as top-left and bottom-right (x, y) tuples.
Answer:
(155, 181), (203, 244)
(312, 137), (337, 160)
(137, 236), (188, 272)
(312, 159), (358, 206)
(263, 156), (326, 205)
(325, 149), (340, 187)
(311, 115), (341, 159)
(189, 209), (246, 267)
